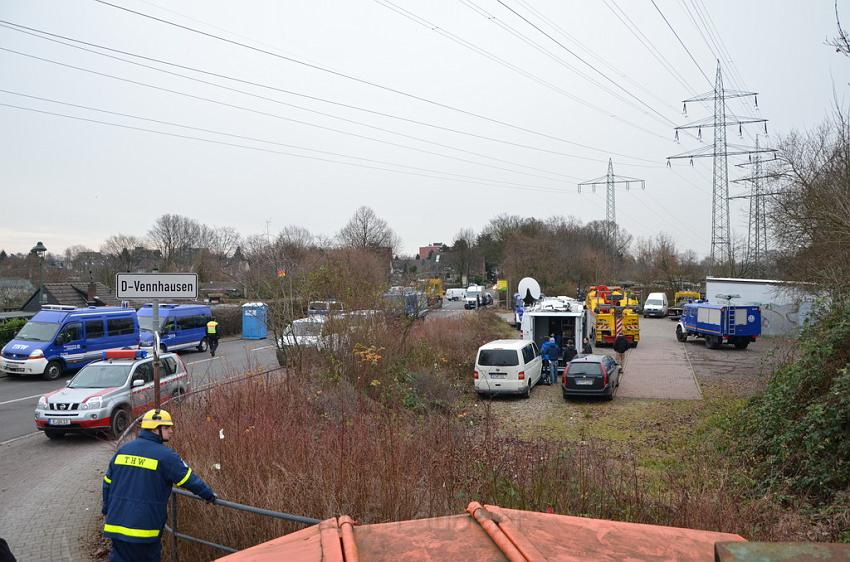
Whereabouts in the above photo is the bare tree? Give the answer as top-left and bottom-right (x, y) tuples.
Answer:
(147, 214), (201, 269)
(769, 108), (850, 298)
(828, 0), (850, 56)
(338, 206), (400, 253)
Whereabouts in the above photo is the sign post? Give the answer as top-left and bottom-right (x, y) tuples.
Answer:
(117, 273), (198, 408)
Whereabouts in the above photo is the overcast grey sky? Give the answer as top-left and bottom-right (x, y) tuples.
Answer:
(1, 0), (848, 258)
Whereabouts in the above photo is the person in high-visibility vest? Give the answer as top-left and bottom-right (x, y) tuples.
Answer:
(102, 409), (216, 562)
(206, 318), (219, 357)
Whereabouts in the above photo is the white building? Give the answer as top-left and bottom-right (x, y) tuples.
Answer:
(705, 277), (816, 336)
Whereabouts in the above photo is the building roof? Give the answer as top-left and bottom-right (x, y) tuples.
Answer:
(216, 502), (745, 562)
(21, 282), (119, 311)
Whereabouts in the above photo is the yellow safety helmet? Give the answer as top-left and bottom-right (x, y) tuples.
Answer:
(140, 408), (174, 429)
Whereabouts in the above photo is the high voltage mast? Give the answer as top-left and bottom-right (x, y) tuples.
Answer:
(667, 62), (775, 275)
(730, 135), (784, 277)
(578, 158), (645, 252)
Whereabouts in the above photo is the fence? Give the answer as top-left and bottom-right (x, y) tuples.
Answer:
(166, 487), (321, 559)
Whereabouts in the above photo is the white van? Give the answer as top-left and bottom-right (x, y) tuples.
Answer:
(643, 292), (669, 318)
(474, 339), (542, 398)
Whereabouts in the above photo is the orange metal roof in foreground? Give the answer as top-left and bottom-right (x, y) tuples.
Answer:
(217, 501), (745, 561)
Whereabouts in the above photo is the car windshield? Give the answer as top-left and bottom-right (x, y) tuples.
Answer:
(647, 299), (663, 305)
(69, 364), (132, 388)
(568, 363), (603, 376)
(14, 321), (59, 342)
(138, 316), (166, 332)
(290, 322), (323, 337)
(478, 349), (519, 367)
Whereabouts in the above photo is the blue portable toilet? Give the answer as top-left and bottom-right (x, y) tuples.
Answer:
(241, 302), (268, 340)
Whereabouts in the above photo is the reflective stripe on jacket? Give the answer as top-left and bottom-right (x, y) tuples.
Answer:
(206, 321), (219, 335)
(102, 430), (214, 543)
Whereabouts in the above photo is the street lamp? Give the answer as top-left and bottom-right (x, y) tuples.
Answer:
(31, 241), (47, 305)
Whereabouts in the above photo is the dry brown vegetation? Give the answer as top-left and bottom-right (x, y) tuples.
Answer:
(161, 313), (806, 560)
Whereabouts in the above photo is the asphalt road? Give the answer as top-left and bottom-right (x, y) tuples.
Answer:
(0, 337), (279, 444)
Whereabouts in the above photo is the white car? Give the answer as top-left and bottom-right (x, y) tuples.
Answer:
(474, 339), (543, 398)
(34, 350), (190, 440)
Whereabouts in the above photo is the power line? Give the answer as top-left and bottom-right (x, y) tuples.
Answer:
(0, 19), (660, 167)
(649, 0), (713, 87)
(375, 0), (670, 141)
(1, 88), (580, 189)
(458, 0), (678, 123)
(0, 43), (588, 184)
(0, 100), (575, 196)
(494, 0), (680, 128)
(88, 0), (663, 159)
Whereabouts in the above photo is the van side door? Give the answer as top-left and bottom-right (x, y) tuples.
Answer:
(84, 318), (107, 361)
(56, 321), (85, 367)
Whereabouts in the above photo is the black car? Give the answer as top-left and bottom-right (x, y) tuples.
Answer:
(562, 354), (619, 401)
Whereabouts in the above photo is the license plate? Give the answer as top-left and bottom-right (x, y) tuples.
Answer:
(575, 379), (594, 386)
(49, 419), (71, 426)
(489, 373), (507, 379)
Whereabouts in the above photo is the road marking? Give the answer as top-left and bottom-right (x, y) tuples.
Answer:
(250, 345), (274, 352)
(187, 357), (221, 365)
(0, 431), (39, 446)
(0, 393), (43, 406)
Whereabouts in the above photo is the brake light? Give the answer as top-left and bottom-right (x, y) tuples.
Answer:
(562, 363), (569, 385)
(473, 370), (478, 379)
(518, 371), (525, 380)
(600, 363), (607, 386)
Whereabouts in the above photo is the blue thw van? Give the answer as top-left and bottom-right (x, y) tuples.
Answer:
(0, 305), (139, 380)
(137, 304), (212, 353)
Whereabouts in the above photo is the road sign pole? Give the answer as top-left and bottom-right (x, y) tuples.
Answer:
(152, 298), (161, 408)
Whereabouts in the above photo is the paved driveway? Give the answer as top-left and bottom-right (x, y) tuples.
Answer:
(608, 316), (703, 400)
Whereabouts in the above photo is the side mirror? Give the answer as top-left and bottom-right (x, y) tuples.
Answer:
(132, 379), (145, 388)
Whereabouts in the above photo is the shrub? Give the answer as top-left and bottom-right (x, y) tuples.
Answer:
(739, 301), (850, 503)
(210, 304), (242, 337)
(0, 317), (26, 348)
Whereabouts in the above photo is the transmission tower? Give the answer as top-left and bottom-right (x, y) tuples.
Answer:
(667, 62), (775, 276)
(578, 158), (645, 252)
(730, 135), (784, 277)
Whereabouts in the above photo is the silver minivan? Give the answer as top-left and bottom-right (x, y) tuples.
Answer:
(474, 339), (542, 398)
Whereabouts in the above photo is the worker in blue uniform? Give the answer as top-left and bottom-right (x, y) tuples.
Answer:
(102, 409), (217, 562)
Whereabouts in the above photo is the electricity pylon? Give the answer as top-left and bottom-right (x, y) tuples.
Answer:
(730, 135), (784, 277)
(667, 62), (775, 276)
(578, 158), (645, 253)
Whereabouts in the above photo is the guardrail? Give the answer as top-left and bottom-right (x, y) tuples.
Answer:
(165, 487), (321, 560)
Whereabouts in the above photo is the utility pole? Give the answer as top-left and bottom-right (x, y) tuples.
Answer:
(667, 62), (775, 276)
(578, 158), (645, 254)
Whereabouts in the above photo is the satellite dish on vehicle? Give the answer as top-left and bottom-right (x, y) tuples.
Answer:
(517, 277), (541, 304)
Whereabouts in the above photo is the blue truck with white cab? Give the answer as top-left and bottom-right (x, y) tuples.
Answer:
(0, 305), (139, 380)
(675, 301), (761, 349)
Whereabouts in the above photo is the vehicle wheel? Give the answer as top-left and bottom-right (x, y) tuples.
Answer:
(675, 325), (688, 342)
(562, 390), (569, 401)
(109, 407), (131, 440)
(733, 338), (750, 350)
(42, 360), (63, 381)
(522, 381), (531, 399)
(705, 335), (721, 350)
(605, 386), (615, 401)
(44, 429), (65, 440)
(197, 338), (208, 352)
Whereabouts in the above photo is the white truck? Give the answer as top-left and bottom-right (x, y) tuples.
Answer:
(464, 285), (493, 309)
(520, 296), (595, 371)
